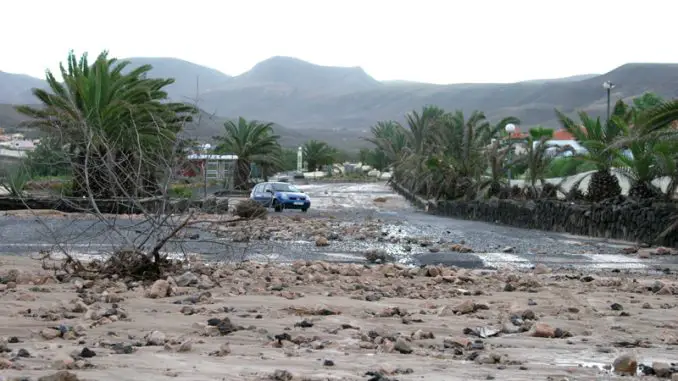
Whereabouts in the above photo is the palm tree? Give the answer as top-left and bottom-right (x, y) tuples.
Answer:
(15, 50), (195, 198)
(516, 136), (573, 198)
(303, 140), (337, 172)
(213, 117), (282, 189)
(611, 101), (678, 199)
(555, 110), (623, 202)
(478, 139), (510, 198)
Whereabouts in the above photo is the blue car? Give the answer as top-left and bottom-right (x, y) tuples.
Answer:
(250, 182), (311, 212)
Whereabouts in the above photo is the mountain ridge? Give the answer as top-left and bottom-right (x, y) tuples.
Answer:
(2, 57), (678, 148)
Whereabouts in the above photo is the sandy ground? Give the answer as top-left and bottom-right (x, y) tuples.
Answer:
(1, 255), (678, 381)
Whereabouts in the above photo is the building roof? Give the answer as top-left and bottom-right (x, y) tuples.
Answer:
(187, 154), (238, 161)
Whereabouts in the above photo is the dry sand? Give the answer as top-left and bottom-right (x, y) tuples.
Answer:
(1, 255), (677, 381)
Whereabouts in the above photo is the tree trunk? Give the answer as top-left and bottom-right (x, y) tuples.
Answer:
(233, 159), (251, 190)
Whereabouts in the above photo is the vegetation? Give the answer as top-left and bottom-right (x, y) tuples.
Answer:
(365, 92), (678, 202)
(302, 140), (338, 172)
(213, 117), (283, 188)
(15, 51), (196, 198)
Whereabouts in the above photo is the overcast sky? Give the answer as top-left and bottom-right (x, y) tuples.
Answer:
(2, 0), (674, 84)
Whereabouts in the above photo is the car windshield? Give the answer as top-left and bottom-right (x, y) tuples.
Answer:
(271, 183), (300, 192)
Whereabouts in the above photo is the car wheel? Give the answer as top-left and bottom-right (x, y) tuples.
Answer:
(273, 200), (283, 213)
(301, 208), (308, 213)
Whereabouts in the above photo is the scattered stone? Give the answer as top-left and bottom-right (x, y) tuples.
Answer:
(79, 347), (96, 358)
(652, 362), (672, 378)
(271, 369), (293, 381)
(610, 303), (623, 311)
(323, 359), (335, 366)
(40, 328), (61, 340)
(612, 354), (637, 376)
(533, 323), (555, 338)
(17, 348), (30, 357)
(145, 330), (167, 346)
(315, 236), (330, 247)
(147, 279), (171, 299)
(394, 337), (413, 354)
(37, 371), (80, 381)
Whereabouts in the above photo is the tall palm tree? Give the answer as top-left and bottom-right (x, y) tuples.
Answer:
(303, 140), (337, 172)
(555, 110), (623, 202)
(16, 50), (195, 198)
(213, 117), (282, 189)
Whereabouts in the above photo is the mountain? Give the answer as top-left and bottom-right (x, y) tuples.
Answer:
(3, 58), (678, 149)
(226, 56), (381, 94)
(123, 57), (233, 102)
(0, 71), (47, 104)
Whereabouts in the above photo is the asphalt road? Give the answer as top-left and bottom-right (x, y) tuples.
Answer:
(1, 182), (676, 271)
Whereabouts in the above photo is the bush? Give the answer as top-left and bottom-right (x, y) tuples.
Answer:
(547, 157), (597, 178)
(170, 185), (193, 199)
(234, 199), (267, 219)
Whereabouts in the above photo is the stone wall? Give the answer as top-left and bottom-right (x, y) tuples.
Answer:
(390, 182), (678, 248)
(0, 196), (229, 215)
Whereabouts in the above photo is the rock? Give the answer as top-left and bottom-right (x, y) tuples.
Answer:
(533, 323), (555, 338)
(0, 358), (12, 369)
(500, 246), (514, 253)
(652, 361), (671, 378)
(452, 300), (476, 315)
(411, 329), (434, 340)
(147, 279), (171, 298)
(672, 373), (678, 381)
(315, 236), (330, 247)
(175, 272), (199, 287)
(533, 263), (551, 275)
(610, 303), (623, 311)
(394, 337), (413, 354)
(443, 337), (471, 349)
(177, 340), (192, 352)
(145, 330), (167, 346)
(364, 248), (393, 263)
(40, 328), (61, 340)
(612, 354), (637, 376)
(17, 348), (30, 357)
(38, 371), (80, 381)
(217, 342), (231, 356)
(271, 369), (293, 381)
(79, 348), (96, 358)
(323, 359), (335, 366)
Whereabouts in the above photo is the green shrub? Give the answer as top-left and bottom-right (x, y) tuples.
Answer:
(546, 157), (597, 178)
(170, 185), (193, 199)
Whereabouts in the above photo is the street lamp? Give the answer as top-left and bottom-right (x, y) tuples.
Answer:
(202, 144), (212, 199)
(603, 81), (615, 125)
(297, 146), (303, 173)
(505, 123), (516, 187)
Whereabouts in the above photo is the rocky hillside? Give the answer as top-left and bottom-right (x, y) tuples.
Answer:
(2, 57), (678, 146)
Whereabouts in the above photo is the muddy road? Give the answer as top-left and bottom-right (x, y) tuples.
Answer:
(0, 182), (676, 270)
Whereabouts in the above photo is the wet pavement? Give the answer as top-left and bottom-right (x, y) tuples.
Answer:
(1, 182), (677, 271)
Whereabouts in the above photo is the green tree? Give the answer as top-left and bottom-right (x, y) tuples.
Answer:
(213, 117), (282, 189)
(632, 92), (664, 113)
(555, 110), (623, 202)
(25, 137), (71, 178)
(303, 140), (337, 172)
(529, 126), (554, 140)
(214, 117), (283, 189)
(15, 51), (195, 198)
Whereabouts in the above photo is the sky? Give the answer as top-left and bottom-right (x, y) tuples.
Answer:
(2, 0), (676, 84)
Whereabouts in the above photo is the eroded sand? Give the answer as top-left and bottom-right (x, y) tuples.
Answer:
(1, 255), (677, 381)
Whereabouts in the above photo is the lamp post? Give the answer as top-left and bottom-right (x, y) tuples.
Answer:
(603, 81), (615, 125)
(203, 143), (211, 199)
(297, 146), (303, 173)
(505, 123), (516, 187)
